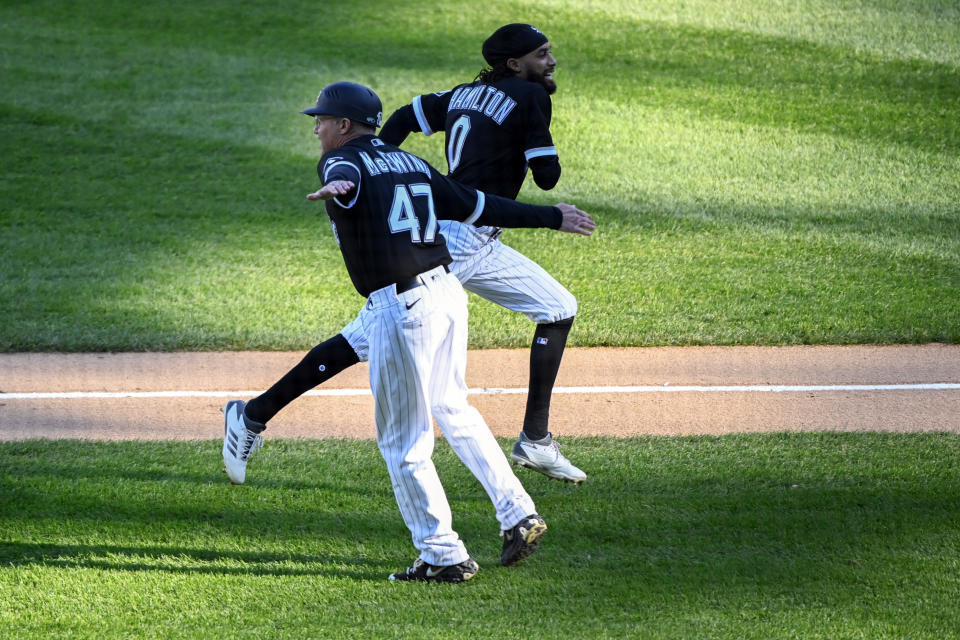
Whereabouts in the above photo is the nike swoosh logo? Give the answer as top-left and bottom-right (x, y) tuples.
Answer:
(425, 566), (444, 577)
(405, 298), (421, 310)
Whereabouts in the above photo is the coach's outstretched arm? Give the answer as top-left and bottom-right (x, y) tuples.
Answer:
(462, 188), (595, 236)
(417, 167), (594, 235)
(553, 203), (595, 236)
(310, 179), (595, 237)
(308, 176), (595, 236)
(472, 194), (594, 236)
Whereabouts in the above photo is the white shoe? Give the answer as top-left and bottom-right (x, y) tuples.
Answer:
(510, 432), (586, 484)
(222, 400), (263, 485)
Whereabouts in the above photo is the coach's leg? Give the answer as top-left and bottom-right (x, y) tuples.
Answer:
(429, 274), (537, 529)
(369, 287), (469, 568)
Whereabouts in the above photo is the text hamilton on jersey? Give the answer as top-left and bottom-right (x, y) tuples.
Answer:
(446, 85), (517, 124)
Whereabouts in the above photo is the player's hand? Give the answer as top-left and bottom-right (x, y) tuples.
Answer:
(306, 180), (356, 201)
(555, 203), (596, 236)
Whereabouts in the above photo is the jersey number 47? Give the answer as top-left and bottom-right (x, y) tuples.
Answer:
(388, 183), (438, 244)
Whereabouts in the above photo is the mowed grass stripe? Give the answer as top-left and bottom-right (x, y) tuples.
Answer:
(1, 0), (958, 350)
(2, 434), (959, 639)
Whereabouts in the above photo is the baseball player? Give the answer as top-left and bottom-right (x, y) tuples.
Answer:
(222, 23), (587, 489)
(377, 23), (583, 482)
(223, 82), (596, 582)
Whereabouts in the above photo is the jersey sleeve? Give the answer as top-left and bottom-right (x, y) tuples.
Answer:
(410, 90), (453, 137)
(428, 168), (560, 230)
(319, 154), (363, 209)
(528, 155), (561, 190)
(378, 104), (419, 146)
(427, 165), (484, 221)
(521, 86), (560, 188)
(473, 192), (561, 229)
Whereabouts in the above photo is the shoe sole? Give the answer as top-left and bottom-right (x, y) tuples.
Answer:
(501, 520), (547, 566)
(510, 455), (586, 485)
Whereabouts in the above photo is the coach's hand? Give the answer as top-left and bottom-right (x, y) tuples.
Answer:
(555, 203), (596, 236)
(307, 180), (356, 201)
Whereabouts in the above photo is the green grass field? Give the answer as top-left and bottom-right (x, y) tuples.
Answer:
(2, 434), (959, 639)
(2, 0), (958, 350)
(3, 1), (960, 638)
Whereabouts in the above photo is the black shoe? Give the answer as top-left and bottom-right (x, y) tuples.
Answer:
(500, 514), (547, 566)
(388, 557), (479, 583)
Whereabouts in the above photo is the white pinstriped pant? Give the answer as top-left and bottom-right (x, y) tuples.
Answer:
(363, 266), (536, 566)
(344, 220), (577, 362)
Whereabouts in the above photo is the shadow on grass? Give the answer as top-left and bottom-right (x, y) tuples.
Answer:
(476, 432), (960, 601)
(0, 440), (397, 542)
(9, 2), (958, 153)
(0, 437), (384, 490)
(2, 434), (960, 596)
(3, 41), (959, 350)
(0, 541), (382, 580)
(565, 18), (960, 153)
(3, 443), (357, 493)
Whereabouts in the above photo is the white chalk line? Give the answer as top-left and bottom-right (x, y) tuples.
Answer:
(2, 383), (959, 400)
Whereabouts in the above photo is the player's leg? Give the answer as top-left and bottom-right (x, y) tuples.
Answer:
(222, 312), (368, 484)
(524, 316), (574, 440)
(243, 333), (360, 425)
(459, 239), (586, 484)
(367, 282), (471, 573)
(441, 220), (576, 441)
(426, 272), (547, 565)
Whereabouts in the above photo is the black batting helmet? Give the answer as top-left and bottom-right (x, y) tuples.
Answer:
(301, 81), (383, 128)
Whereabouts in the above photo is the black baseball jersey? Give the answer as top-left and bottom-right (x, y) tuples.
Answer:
(381, 77), (559, 200)
(319, 135), (560, 297)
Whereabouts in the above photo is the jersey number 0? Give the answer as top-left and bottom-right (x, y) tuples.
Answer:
(388, 183), (438, 244)
(446, 115), (471, 173)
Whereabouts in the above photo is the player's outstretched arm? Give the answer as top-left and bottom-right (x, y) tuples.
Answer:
(306, 180), (356, 201)
(555, 203), (596, 236)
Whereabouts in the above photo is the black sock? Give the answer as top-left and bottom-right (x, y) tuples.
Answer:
(244, 333), (360, 427)
(523, 316), (574, 441)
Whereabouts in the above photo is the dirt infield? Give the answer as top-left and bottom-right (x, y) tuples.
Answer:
(1, 344), (959, 440)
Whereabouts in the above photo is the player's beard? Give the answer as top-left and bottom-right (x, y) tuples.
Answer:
(527, 68), (557, 95)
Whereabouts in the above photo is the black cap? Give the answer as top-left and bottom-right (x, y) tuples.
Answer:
(482, 24), (549, 67)
(301, 81), (383, 128)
